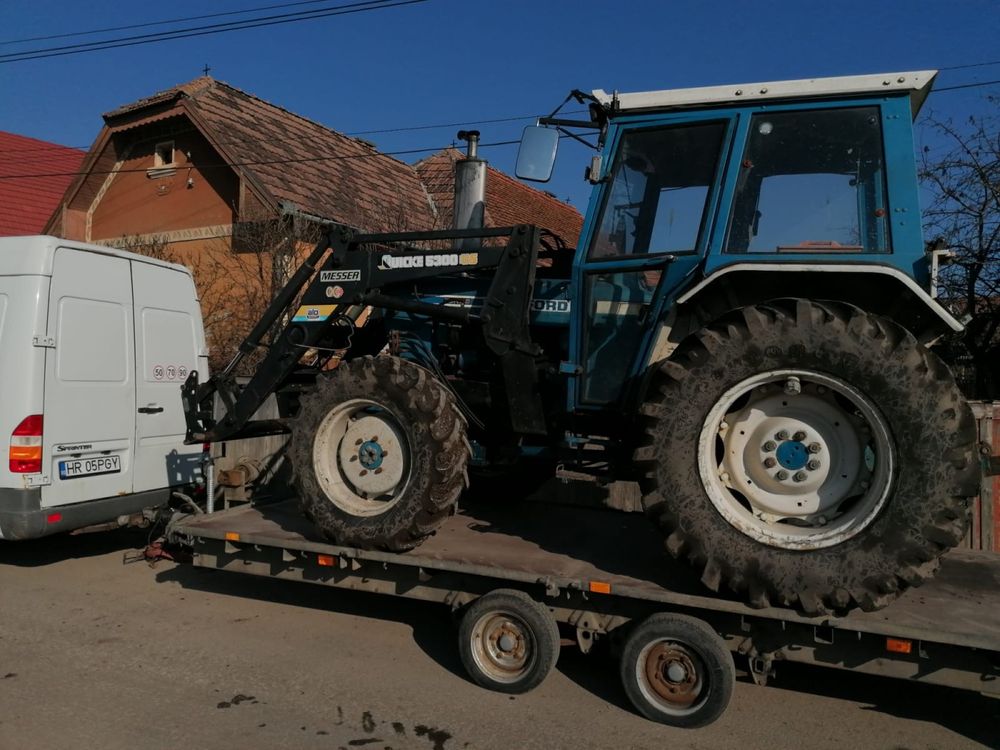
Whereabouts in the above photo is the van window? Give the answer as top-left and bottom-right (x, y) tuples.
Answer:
(140, 308), (196, 382)
(57, 298), (129, 382)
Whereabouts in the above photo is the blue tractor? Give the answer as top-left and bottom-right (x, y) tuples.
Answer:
(183, 70), (980, 615)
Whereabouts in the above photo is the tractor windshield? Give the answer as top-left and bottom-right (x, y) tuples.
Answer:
(589, 121), (728, 260)
(726, 107), (890, 254)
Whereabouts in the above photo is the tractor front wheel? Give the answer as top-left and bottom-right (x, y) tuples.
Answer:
(291, 356), (469, 551)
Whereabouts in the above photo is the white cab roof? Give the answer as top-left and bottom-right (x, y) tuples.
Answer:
(594, 70), (937, 118)
(0, 235), (192, 277)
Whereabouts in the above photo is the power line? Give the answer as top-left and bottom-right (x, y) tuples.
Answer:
(0, 0), (349, 47)
(0, 138), (524, 181)
(934, 78), (1000, 93)
(0, 108), (584, 156)
(0, 0), (426, 64)
(939, 59), (1000, 72)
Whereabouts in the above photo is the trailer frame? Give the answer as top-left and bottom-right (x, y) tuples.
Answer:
(167, 497), (1000, 713)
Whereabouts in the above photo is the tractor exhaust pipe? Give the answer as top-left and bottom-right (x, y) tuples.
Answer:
(454, 130), (486, 250)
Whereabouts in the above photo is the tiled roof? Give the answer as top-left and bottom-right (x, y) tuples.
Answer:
(415, 148), (583, 249)
(101, 78), (437, 232)
(0, 132), (84, 237)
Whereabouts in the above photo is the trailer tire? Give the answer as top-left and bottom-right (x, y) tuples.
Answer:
(291, 355), (469, 551)
(458, 589), (560, 694)
(620, 613), (734, 728)
(636, 299), (980, 615)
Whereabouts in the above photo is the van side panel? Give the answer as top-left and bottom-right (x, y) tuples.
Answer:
(0, 277), (48, 491)
(0, 275), (48, 539)
(131, 261), (206, 492)
(41, 249), (136, 508)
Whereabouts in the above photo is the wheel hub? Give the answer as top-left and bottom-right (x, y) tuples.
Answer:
(358, 440), (385, 470)
(699, 370), (895, 549)
(312, 399), (411, 517)
(775, 440), (808, 470)
(471, 613), (533, 682)
(644, 644), (699, 707)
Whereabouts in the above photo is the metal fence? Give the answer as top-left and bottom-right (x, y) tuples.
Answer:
(967, 401), (998, 552)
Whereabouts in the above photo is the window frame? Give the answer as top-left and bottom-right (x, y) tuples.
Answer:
(722, 105), (892, 256)
(586, 119), (732, 262)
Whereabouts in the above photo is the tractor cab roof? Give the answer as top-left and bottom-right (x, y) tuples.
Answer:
(594, 70), (937, 120)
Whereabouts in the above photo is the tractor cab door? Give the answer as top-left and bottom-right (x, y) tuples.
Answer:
(571, 117), (732, 407)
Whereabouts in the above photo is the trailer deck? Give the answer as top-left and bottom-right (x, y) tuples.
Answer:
(169, 498), (1000, 697)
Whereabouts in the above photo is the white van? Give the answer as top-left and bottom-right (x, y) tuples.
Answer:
(0, 236), (209, 540)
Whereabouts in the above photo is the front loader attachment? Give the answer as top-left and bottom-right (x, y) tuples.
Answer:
(182, 223), (549, 444)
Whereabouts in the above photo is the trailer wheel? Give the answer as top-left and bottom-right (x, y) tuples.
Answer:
(291, 356), (469, 551)
(620, 613), (734, 728)
(636, 299), (980, 614)
(458, 589), (560, 694)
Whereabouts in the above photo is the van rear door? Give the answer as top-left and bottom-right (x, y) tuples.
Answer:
(131, 260), (205, 492)
(42, 248), (135, 507)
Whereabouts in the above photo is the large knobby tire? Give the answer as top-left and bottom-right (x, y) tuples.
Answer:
(458, 589), (561, 694)
(291, 355), (469, 551)
(636, 299), (980, 615)
(619, 613), (734, 728)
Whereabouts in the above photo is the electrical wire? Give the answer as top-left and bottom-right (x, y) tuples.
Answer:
(0, 138), (523, 181)
(0, 0), (357, 47)
(0, 0), (427, 64)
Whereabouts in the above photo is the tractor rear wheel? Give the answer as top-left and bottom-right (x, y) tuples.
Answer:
(636, 299), (980, 614)
(291, 356), (469, 551)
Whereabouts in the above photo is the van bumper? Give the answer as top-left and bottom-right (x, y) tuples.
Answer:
(0, 487), (171, 540)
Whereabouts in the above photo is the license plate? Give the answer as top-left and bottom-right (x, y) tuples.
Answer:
(58, 455), (122, 479)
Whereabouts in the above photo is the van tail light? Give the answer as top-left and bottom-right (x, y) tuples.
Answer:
(10, 415), (43, 473)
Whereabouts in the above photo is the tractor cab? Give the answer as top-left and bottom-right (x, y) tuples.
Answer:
(517, 71), (951, 413)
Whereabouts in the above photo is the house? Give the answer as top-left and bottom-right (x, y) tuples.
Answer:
(0, 132), (84, 237)
(415, 147), (583, 251)
(46, 76), (437, 253)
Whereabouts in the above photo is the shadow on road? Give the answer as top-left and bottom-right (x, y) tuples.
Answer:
(0, 527), (153, 567)
(154, 562), (468, 681)
(768, 662), (999, 747)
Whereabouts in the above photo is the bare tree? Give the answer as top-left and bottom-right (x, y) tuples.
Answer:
(919, 108), (1000, 399)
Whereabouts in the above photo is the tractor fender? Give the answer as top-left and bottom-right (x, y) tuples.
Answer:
(645, 263), (963, 371)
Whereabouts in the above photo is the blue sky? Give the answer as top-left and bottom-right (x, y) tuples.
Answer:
(1, 0), (998, 210)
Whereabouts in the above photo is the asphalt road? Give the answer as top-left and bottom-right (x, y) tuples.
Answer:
(0, 528), (997, 750)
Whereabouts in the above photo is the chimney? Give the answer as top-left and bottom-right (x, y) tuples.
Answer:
(454, 130), (486, 250)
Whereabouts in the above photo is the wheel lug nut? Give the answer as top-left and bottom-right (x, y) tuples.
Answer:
(808, 443), (821, 454)
(776, 470), (789, 481)
(763, 441), (777, 452)
(359, 469), (368, 476)
(792, 431), (806, 441)
(775, 430), (789, 440)
(763, 457), (777, 468)
(793, 471), (808, 482)
(807, 459), (821, 471)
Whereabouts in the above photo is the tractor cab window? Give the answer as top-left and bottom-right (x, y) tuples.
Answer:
(589, 121), (727, 260)
(726, 107), (890, 254)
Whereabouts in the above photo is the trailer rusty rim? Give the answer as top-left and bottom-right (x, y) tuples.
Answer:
(469, 610), (536, 684)
(312, 398), (412, 517)
(635, 639), (706, 715)
(698, 369), (895, 550)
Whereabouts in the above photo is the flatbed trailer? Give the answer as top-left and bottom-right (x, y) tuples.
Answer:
(167, 498), (1000, 728)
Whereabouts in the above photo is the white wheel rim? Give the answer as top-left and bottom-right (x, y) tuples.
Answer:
(635, 639), (707, 716)
(697, 369), (895, 550)
(312, 398), (411, 517)
(470, 610), (535, 684)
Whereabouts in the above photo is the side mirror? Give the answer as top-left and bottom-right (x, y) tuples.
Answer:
(515, 126), (559, 182)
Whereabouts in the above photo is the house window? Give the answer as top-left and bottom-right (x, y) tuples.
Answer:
(154, 141), (175, 168)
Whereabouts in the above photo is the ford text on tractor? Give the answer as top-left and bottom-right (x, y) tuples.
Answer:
(182, 71), (980, 616)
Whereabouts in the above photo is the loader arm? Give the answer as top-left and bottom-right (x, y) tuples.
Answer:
(182, 223), (547, 443)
